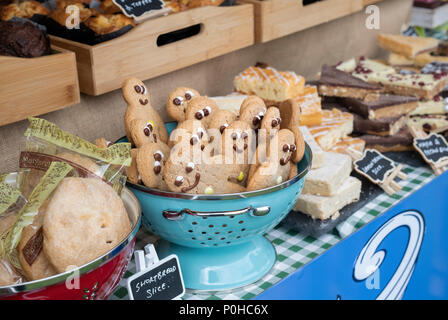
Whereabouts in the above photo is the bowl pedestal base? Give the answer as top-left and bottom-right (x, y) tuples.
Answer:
(156, 235), (276, 292)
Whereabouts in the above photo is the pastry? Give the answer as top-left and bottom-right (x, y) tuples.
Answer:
(0, 1), (49, 21)
(318, 65), (381, 101)
(307, 108), (354, 151)
(299, 126), (325, 169)
(294, 176), (361, 221)
(233, 65), (305, 104)
(340, 94), (418, 119)
(43, 177), (131, 273)
(291, 85), (323, 126)
(353, 113), (408, 136)
(301, 152), (352, 197)
(378, 34), (439, 59)
(359, 127), (414, 152)
(100, 0), (122, 14)
(0, 20), (51, 58)
(84, 14), (135, 35)
(166, 87), (200, 122)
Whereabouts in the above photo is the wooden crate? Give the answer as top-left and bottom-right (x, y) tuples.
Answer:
(0, 46), (80, 127)
(242, 0), (363, 43)
(51, 4), (254, 96)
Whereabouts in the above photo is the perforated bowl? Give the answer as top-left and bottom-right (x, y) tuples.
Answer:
(127, 129), (312, 291)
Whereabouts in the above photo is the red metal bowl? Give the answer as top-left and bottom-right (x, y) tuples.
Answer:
(0, 188), (141, 300)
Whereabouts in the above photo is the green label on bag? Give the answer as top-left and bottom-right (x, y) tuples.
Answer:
(0, 182), (21, 216)
(25, 117), (132, 166)
(0, 162), (72, 257)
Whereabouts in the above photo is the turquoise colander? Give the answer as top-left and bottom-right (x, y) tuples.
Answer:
(123, 122), (312, 291)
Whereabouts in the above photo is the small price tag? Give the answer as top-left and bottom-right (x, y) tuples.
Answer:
(352, 149), (407, 195)
(414, 132), (448, 167)
(127, 244), (185, 300)
(112, 0), (167, 19)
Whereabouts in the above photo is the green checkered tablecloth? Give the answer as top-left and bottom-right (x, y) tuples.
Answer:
(109, 164), (435, 300)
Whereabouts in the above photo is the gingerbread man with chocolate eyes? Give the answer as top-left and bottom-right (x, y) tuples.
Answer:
(185, 96), (219, 128)
(123, 77), (168, 146)
(136, 142), (171, 190)
(167, 87), (200, 122)
(168, 119), (209, 150)
(239, 102), (267, 130)
(247, 129), (296, 191)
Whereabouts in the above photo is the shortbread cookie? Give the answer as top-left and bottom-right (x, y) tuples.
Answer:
(136, 142), (170, 190)
(247, 129), (295, 191)
(302, 152), (352, 197)
(295, 176), (361, 220)
(166, 87), (200, 122)
(318, 65), (381, 101)
(18, 210), (57, 281)
(185, 96), (219, 127)
(43, 178), (131, 273)
(234, 66), (305, 103)
(208, 109), (237, 134)
(378, 34), (439, 59)
(123, 77), (168, 144)
(299, 126), (324, 169)
(129, 119), (158, 147)
(239, 101), (267, 130)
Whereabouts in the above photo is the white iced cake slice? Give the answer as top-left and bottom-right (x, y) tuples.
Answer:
(299, 126), (325, 169)
(302, 152), (352, 196)
(294, 176), (362, 220)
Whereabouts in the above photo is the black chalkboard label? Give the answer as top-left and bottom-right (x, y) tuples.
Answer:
(354, 149), (395, 184)
(127, 255), (185, 300)
(113, 0), (165, 18)
(414, 133), (448, 166)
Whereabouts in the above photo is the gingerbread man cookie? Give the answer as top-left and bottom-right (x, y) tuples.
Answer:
(239, 102), (267, 130)
(168, 119), (209, 150)
(185, 96), (219, 127)
(136, 142), (171, 190)
(289, 127), (305, 163)
(123, 77), (168, 145)
(279, 99), (301, 131)
(126, 149), (140, 184)
(247, 129), (296, 191)
(240, 95), (265, 115)
(208, 109), (237, 134)
(129, 119), (159, 148)
(166, 87), (200, 122)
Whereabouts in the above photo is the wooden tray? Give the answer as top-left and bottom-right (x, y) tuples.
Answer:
(0, 46), (80, 127)
(241, 0), (363, 43)
(50, 4), (254, 96)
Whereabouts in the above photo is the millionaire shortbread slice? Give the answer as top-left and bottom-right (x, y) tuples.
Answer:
(233, 66), (305, 103)
(340, 95), (418, 119)
(329, 137), (366, 160)
(293, 85), (323, 126)
(353, 113), (408, 136)
(318, 65), (381, 101)
(378, 34), (439, 58)
(299, 126), (324, 169)
(295, 176), (361, 220)
(308, 108), (354, 150)
(302, 152), (352, 196)
(359, 127), (413, 152)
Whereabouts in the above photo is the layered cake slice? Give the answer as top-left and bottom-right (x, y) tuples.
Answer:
(318, 65), (381, 101)
(293, 85), (322, 126)
(308, 108), (354, 151)
(341, 95), (418, 119)
(233, 65), (305, 103)
(378, 34), (439, 58)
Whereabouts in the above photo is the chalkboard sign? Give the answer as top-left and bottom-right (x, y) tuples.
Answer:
(354, 149), (396, 184)
(113, 0), (166, 18)
(414, 133), (448, 165)
(127, 255), (185, 300)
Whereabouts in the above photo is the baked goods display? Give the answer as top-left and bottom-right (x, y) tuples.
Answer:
(118, 76), (306, 194)
(0, 118), (133, 287)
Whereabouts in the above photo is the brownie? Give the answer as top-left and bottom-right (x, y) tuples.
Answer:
(0, 20), (51, 58)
